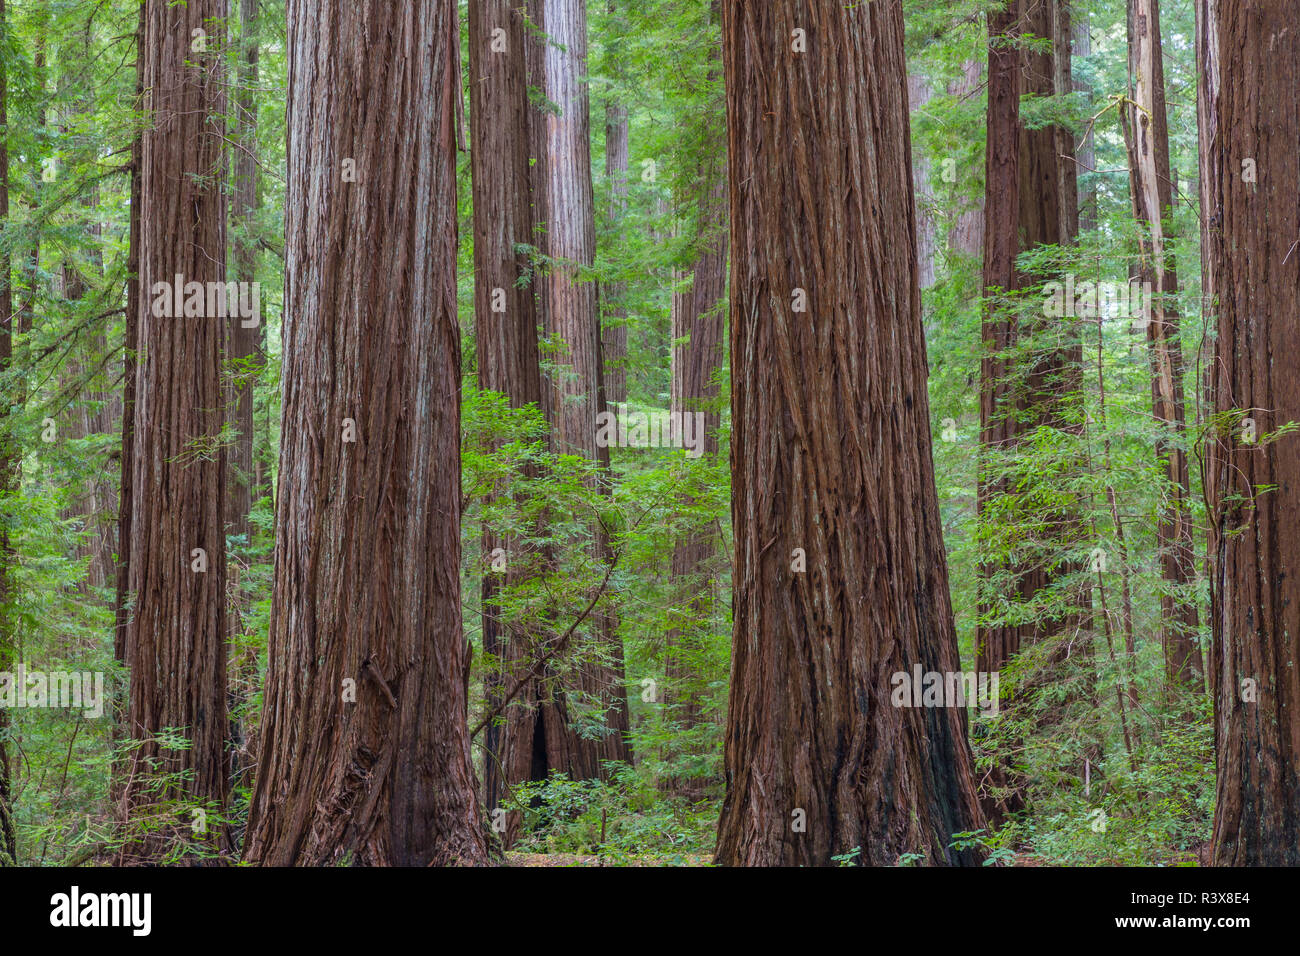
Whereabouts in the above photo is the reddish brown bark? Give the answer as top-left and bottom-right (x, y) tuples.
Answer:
(976, 0), (1084, 817)
(225, 0), (260, 549)
(469, 0), (556, 843)
(714, 0), (983, 867)
(526, 0), (632, 775)
(242, 0), (489, 867)
(1208, 0), (1300, 867)
(119, 0), (230, 858)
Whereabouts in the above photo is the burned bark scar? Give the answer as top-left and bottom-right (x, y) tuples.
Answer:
(360, 656), (398, 709)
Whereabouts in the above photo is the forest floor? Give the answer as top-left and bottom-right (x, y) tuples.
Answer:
(507, 852), (712, 867)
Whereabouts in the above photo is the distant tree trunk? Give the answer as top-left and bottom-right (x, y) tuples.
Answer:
(119, 0), (230, 858)
(976, 0), (1082, 817)
(1193, 0), (1219, 701)
(1073, 15), (1096, 232)
(242, 0), (489, 867)
(226, 0), (259, 558)
(1122, 0), (1202, 691)
(114, 1), (145, 739)
(1208, 0), (1300, 868)
(664, 50), (727, 789)
(908, 74), (937, 288)
(715, 0), (983, 867)
(469, 0), (552, 843)
(0, 0), (17, 868)
(223, 0), (262, 790)
(946, 59), (984, 260)
(527, 0), (632, 775)
(602, 0), (629, 404)
(976, 0), (1024, 688)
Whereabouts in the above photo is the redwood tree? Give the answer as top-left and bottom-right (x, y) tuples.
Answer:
(120, 0), (230, 852)
(1208, 0), (1300, 867)
(524, 0), (632, 776)
(469, 0), (551, 838)
(242, 0), (489, 866)
(715, 0), (983, 867)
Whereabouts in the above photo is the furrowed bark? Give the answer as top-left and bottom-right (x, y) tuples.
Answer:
(715, 0), (983, 867)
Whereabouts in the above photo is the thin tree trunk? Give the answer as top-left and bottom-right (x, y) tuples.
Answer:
(1073, 15), (1096, 233)
(0, 0), (17, 867)
(469, 0), (551, 846)
(908, 74), (937, 289)
(715, 0), (983, 867)
(225, 0), (260, 556)
(224, 0), (262, 791)
(1208, 0), (1300, 867)
(119, 0), (230, 860)
(602, 0), (629, 404)
(946, 58), (984, 260)
(242, 0), (489, 867)
(1122, 0), (1202, 691)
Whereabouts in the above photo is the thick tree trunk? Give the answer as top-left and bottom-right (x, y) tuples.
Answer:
(1208, 0), (1300, 867)
(527, 0), (632, 774)
(242, 0), (489, 867)
(714, 0), (983, 867)
(119, 0), (230, 858)
(1123, 0), (1202, 691)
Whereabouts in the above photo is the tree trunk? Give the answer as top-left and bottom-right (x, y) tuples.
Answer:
(242, 0), (489, 867)
(119, 0), (230, 859)
(1073, 15), (1096, 233)
(946, 59), (985, 260)
(714, 0), (983, 867)
(1208, 0), (1300, 867)
(1122, 0), (1202, 691)
(226, 0), (260, 556)
(469, 0), (552, 843)
(0, 0), (16, 868)
(223, 0), (262, 791)
(527, 0), (633, 775)
(908, 74), (937, 289)
(976, 0), (1082, 818)
(114, 1), (146, 749)
(602, 0), (629, 404)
